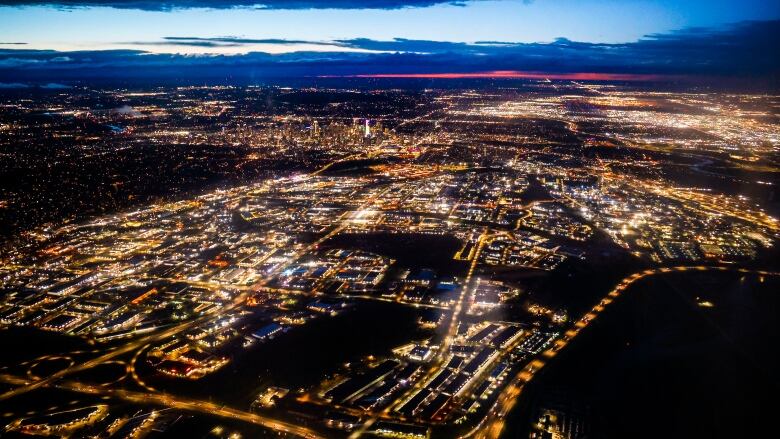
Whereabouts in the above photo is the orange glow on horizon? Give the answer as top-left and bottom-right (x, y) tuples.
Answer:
(321, 70), (679, 81)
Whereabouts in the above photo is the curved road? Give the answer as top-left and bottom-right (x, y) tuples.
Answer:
(461, 265), (780, 439)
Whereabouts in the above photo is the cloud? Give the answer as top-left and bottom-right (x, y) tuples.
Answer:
(0, 82), (29, 88)
(0, 53), (73, 68)
(0, 57), (45, 68)
(0, 81), (71, 88)
(0, 0), (473, 10)
(163, 36), (346, 47)
(115, 36), (384, 55)
(40, 82), (71, 88)
(0, 20), (777, 85)
(129, 40), (245, 48)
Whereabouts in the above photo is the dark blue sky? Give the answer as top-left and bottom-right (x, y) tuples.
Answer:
(0, 1), (778, 81)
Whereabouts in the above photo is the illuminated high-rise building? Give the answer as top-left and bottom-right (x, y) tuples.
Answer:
(312, 120), (320, 138)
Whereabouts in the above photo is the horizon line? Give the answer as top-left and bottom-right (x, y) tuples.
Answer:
(319, 70), (685, 81)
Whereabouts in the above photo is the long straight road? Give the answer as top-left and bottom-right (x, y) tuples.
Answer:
(348, 228), (490, 439)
